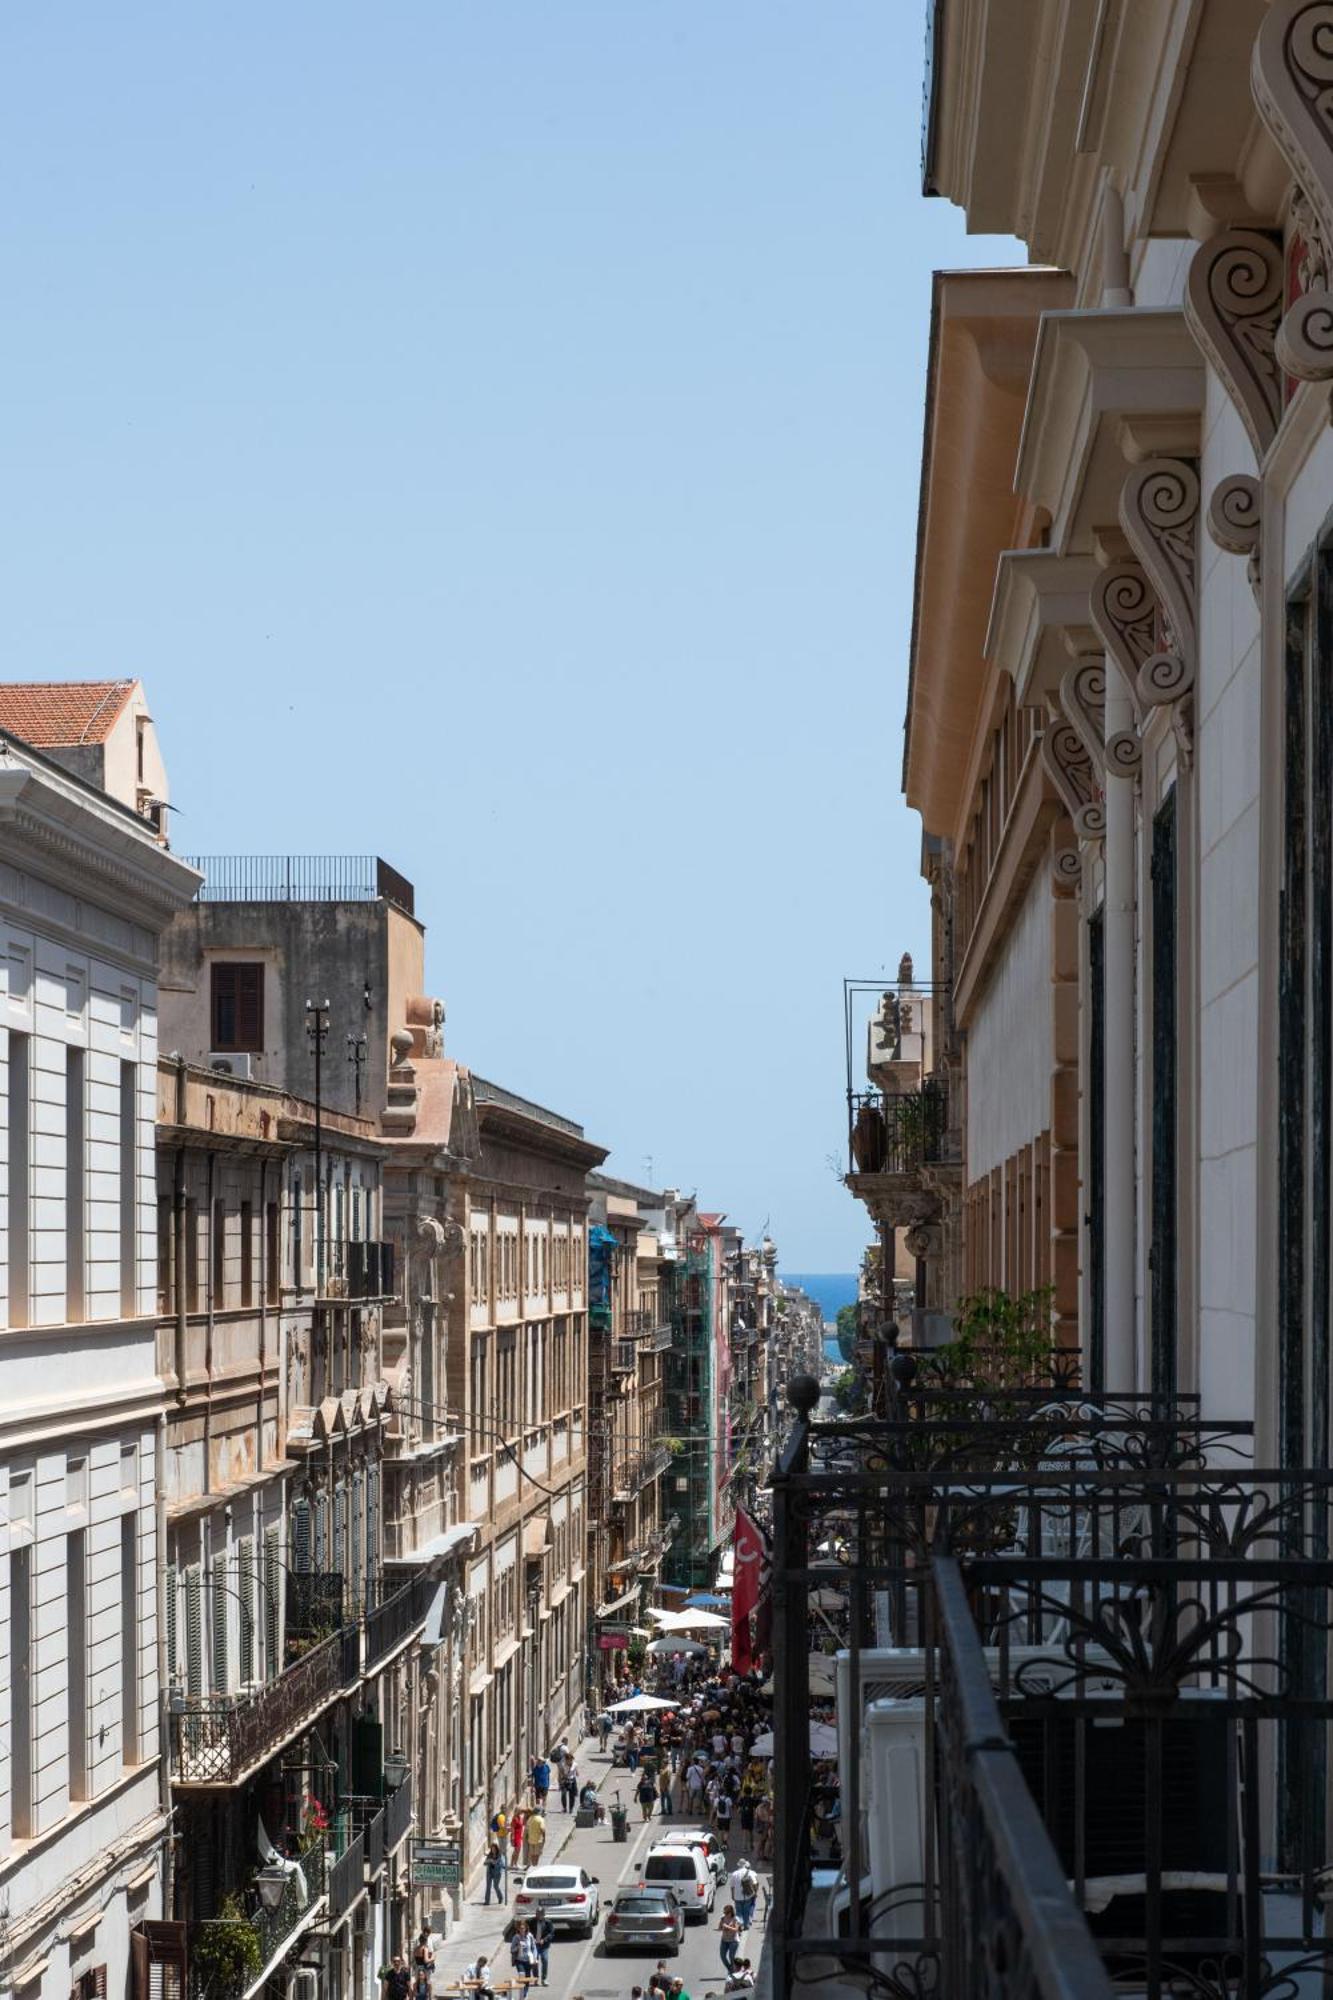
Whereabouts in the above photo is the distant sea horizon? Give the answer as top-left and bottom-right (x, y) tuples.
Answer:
(783, 1271), (857, 1363)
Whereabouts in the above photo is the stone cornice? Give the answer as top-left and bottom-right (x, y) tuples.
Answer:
(0, 761), (200, 933)
(1014, 308), (1204, 553)
(985, 549), (1102, 707)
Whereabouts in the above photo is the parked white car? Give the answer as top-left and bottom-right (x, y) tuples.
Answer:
(512, 1865), (601, 1937)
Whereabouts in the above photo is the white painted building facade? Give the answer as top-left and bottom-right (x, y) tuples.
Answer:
(0, 734), (197, 2000)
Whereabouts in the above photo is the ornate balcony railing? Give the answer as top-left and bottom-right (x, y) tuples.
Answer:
(327, 1827), (365, 1920)
(847, 1079), (956, 1178)
(611, 1339), (636, 1374)
(191, 1837), (327, 1997)
(170, 1628), (359, 1786)
(773, 1377), (1333, 2000)
(363, 1575), (428, 1672)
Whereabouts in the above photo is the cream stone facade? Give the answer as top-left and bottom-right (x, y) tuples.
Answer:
(902, 0), (1333, 1438)
(0, 727), (198, 2000)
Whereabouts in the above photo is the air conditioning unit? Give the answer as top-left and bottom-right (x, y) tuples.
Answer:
(209, 1052), (254, 1079)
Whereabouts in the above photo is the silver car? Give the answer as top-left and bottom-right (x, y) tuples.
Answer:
(603, 1888), (684, 1954)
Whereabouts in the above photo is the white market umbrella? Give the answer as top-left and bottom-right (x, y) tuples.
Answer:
(660, 1609), (728, 1632)
(760, 1657), (836, 1699)
(608, 1693), (680, 1713)
(646, 1637), (706, 1657)
(751, 1722), (839, 1759)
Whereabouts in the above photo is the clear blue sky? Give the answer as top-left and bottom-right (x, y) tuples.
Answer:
(2, 4), (1018, 1270)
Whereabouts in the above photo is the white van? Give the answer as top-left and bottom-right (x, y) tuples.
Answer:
(641, 1843), (716, 1922)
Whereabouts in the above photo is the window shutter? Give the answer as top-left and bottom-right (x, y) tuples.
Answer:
(237, 1539), (255, 1685)
(351, 1470), (363, 1607)
(334, 1483), (347, 1577)
(165, 1565), (178, 1683)
(291, 1498), (311, 1572)
(210, 1555), (228, 1694)
(184, 1568), (202, 1696)
(366, 1467), (380, 1587)
(264, 1526), (280, 1677)
(314, 1491), (329, 1572)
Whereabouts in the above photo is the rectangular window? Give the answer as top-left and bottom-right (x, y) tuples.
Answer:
(211, 1199), (226, 1309)
(211, 1554), (228, 1694)
(66, 1047), (85, 1320)
(210, 962), (264, 1053)
(1149, 789), (1178, 1405)
(185, 1200), (199, 1313)
(237, 1537), (256, 1685)
(9, 1031), (29, 1331)
(10, 1544), (32, 1836)
(266, 1200), (280, 1305)
(67, 1530), (88, 1801)
(120, 1062), (137, 1315)
(240, 1201), (254, 1307)
(121, 1515), (139, 1765)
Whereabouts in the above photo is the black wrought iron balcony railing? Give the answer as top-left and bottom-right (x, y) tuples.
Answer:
(190, 1835), (327, 1998)
(327, 1825), (365, 1920)
(363, 1574), (430, 1672)
(170, 1626), (360, 1786)
(384, 1770), (414, 1854)
(611, 1339), (636, 1374)
(771, 1379), (1333, 2000)
(846, 1079), (955, 1178)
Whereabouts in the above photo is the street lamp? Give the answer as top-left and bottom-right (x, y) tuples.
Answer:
(255, 1863), (290, 1912)
(383, 1745), (409, 1792)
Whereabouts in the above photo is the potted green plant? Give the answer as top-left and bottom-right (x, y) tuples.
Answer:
(193, 1896), (262, 1998)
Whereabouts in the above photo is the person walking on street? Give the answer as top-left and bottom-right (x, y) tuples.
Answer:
(381, 1955), (411, 2000)
(718, 1905), (741, 1976)
(525, 1807), (547, 1867)
(624, 1723), (641, 1772)
(510, 1921), (540, 1989)
(636, 1768), (657, 1822)
(731, 1861), (758, 1931)
(483, 1841), (507, 1905)
(562, 1758), (579, 1814)
(533, 1913), (555, 1986)
(657, 1763), (673, 1816)
(715, 1789), (734, 1844)
(599, 1709), (613, 1753)
(510, 1808), (526, 1872)
(531, 1756), (551, 1808)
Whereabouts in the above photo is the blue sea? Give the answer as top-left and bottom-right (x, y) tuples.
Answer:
(782, 1271), (857, 1363)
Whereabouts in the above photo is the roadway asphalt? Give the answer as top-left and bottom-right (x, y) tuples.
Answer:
(427, 1736), (773, 2000)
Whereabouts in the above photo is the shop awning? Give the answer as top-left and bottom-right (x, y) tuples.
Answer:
(524, 1516), (552, 1560)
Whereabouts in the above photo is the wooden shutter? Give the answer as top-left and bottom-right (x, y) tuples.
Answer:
(184, 1567), (202, 1695)
(351, 1470), (363, 1609)
(237, 1539), (255, 1685)
(314, 1491), (329, 1572)
(210, 1554), (227, 1694)
(291, 1498), (311, 1572)
(365, 1467), (380, 1590)
(263, 1526), (280, 1676)
(165, 1564), (177, 1683)
(210, 963), (264, 1053)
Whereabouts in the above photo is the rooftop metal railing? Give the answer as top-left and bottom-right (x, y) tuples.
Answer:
(183, 853), (415, 913)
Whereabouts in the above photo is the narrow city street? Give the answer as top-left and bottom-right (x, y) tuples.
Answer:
(428, 1733), (773, 2000)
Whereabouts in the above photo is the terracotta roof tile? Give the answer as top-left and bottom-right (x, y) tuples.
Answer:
(0, 680), (136, 747)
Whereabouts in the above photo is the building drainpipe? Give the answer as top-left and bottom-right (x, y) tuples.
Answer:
(156, 1411), (175, 1914)
(204, 1150), (217, 1480)
(173, 1142), (188, 1408)
(1104, 678), (1138, 1391)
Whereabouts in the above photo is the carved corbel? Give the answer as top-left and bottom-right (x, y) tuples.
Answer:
(1252, 2), (1333, 380)
(1207, 472), (1262, 603)
(1119, 458), (1199, 709)
(1184, 228), (1284, 458)
(1057, 655), (1106, 780)
(1052, 846), (1082, 895)
(1088, 565), (1149, 774)
(1040, 715), (1104, 844)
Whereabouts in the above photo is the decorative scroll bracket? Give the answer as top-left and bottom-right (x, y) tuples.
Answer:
(1052, 846), (1082, 895)
(1040, 715), (1105, 845)
(1057, 655), (1107, 781)
(1184, 227), (1284, 459)
(1252, 2), (1333, 381)
(1207, 472), (1262, 603)
(1119, 458), (1199, 710)
(1088, 563), (1150, 773)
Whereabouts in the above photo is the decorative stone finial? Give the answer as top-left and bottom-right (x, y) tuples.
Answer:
(787, 1373), (822, 1418)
